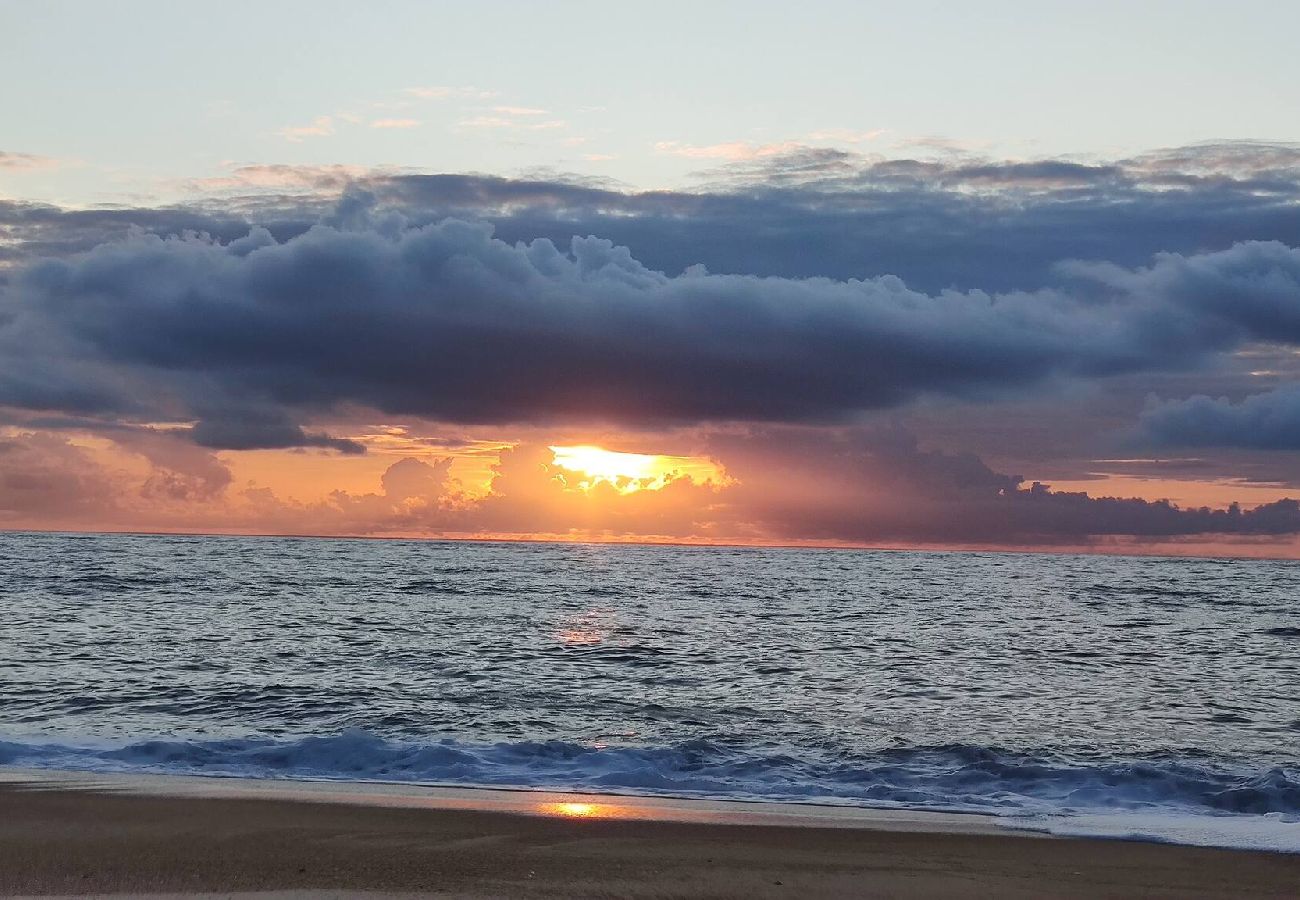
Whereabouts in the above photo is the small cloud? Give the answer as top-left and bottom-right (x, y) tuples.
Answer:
(654, 140), (800, 161)
(492, 106), (549, 116)
(405, 86), (452, 99)
(277, 116), (335, 142)
(457, 116), (567, 132)
(0, 151), (59, 171)
(185, 163), (369, 193)
(370, 118), (421, 129)
(405, 85), (497, 100)
(457, 115), (515, 130)
(582, 153), (618, 162)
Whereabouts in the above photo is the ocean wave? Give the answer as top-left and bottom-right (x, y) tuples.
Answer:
(3, 731), (1298, 822)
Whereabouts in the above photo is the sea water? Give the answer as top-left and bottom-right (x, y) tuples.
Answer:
(1, 531), (1298, 850)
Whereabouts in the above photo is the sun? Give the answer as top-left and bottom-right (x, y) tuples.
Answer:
(551, 445), (660, 487)
(549, 445), (726, 493)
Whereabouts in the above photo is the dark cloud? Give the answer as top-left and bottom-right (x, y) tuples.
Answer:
(129, 434), (234, 502)
(703, 427), (1300, 545)
(1139, 384), (1300, 450)
(4, 141), (1300, 296)
(350, 145), (1300, 293)
(3, 219), (1300, 451)
(0, 201), (260, 274)
(0, 432), (121, 521)
(188, 409), (364, 454)
(0, 151), (57, 170)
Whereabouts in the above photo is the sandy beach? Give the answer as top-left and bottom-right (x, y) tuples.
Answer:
(1, 773), (1297, 899)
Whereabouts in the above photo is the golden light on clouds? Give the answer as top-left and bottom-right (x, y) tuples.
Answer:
(549, 445), (726, 493)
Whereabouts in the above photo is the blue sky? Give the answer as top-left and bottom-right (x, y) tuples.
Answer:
(5, 0), (1300, 205)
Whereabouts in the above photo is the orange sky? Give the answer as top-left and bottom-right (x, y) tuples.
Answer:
(6, 423), (1300, 559)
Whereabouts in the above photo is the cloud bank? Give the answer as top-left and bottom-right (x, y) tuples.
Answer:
(5, 141), (1300, 295)
(4, 426), (1299, 549)
(1140, 385), (1300, 450)
(4, 217), (1300, 451)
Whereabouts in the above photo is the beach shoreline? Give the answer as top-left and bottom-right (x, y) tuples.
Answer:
(3, 770), (1298, 898)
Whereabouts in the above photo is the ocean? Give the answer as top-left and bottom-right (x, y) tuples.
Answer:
(2, 530), (1298, 850)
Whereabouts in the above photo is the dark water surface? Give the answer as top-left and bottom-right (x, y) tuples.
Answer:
(2, 531), (1298, 848)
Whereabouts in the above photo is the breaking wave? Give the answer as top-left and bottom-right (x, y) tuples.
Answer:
(3, 729), (1299, 850)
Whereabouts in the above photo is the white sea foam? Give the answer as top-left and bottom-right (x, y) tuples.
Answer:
(1005, 811), (1300, 853)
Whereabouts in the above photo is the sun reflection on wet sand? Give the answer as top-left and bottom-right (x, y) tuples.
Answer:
(540, 801), (607, 818)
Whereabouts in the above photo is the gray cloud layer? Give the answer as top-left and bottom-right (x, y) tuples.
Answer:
(709, 427), (1300, 544)
(4, 215), (1300, 451)
(1140, 385), (1300, 450)
(4, 141), (1300, 296)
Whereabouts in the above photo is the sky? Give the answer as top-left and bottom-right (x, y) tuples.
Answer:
(4, 1), (1300, 555)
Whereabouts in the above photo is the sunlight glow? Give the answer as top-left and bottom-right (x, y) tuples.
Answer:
(549, 444), (725, 493)
(547, 802), (600, 817)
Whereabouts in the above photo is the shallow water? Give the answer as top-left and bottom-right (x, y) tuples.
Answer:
(2, 531), (1298, 848)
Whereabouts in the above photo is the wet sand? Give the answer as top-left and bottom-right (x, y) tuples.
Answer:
(1, 774), (1297, 898)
